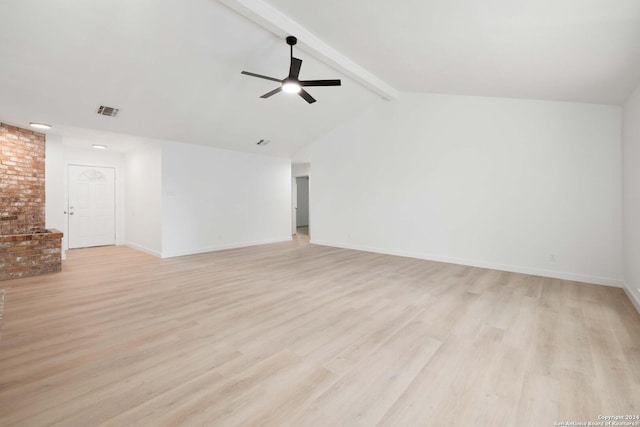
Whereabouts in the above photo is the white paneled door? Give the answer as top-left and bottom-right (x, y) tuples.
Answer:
(68, 165), (116, 249)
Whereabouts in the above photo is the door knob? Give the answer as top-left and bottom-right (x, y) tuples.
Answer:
(69, 212), (74, 215)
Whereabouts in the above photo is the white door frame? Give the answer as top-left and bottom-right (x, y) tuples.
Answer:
(292, 174), (310, 236)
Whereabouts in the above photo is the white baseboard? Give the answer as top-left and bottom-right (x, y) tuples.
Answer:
(124, 241), (162, 258)
(624, 283), (640, 315)
(161, 236), (293, 259)
(311, 239), (623, 288)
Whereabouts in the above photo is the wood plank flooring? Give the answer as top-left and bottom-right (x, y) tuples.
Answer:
(0, 238), (639, 426)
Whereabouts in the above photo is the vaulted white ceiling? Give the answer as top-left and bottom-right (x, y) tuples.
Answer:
(0, 0), (639, 157)
(266, 0), (640, 104)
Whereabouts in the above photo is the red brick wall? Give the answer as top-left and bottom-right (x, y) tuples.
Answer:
(0, 123), (62, 280)
(0, 230), (62, 280)
(0, 123), (46, 234)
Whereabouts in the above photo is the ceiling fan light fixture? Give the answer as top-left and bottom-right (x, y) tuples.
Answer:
(241, 35), (340, 104)
(282, 80), (301, 93)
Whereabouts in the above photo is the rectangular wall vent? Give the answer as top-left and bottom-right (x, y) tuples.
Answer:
(96, 105), (119, 117)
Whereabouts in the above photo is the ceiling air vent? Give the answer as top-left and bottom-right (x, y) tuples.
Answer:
(256, 139), (270, 146)
(96, 105), (119, 117)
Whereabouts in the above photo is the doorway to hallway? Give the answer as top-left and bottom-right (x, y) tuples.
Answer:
(295, 175), (309, 237)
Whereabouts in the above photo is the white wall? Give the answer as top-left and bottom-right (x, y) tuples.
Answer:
(45, 140), (126, 253)
(125, 142), (162, 256)
(310, 93), (622, 286)
(622, 83), (640, 310)
(45, 135), (66, 258)
(161, 141), (291, 258)
(46, 136), (292, 259)
(45, 134), (65, 231)
(292, 163), (311, 177)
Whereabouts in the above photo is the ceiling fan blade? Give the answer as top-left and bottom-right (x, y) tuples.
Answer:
(289, 57), (302, 79)
(260, 87), (282, 98)
(298, 89), (316, 104)
(241, 71), (282, 83)
(300, 79), (342, 87)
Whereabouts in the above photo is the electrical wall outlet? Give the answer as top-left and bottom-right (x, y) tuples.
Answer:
(549, 253), (557, 262)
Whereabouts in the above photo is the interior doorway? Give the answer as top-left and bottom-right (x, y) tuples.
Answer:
(67, 165), (116, 249)
(295, 176), (309, 237)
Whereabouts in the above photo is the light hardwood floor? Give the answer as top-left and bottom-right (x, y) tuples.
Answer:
(0, 238), (639, 426)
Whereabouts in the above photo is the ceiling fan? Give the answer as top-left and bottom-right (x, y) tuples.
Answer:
(241, 36), (341, 104)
